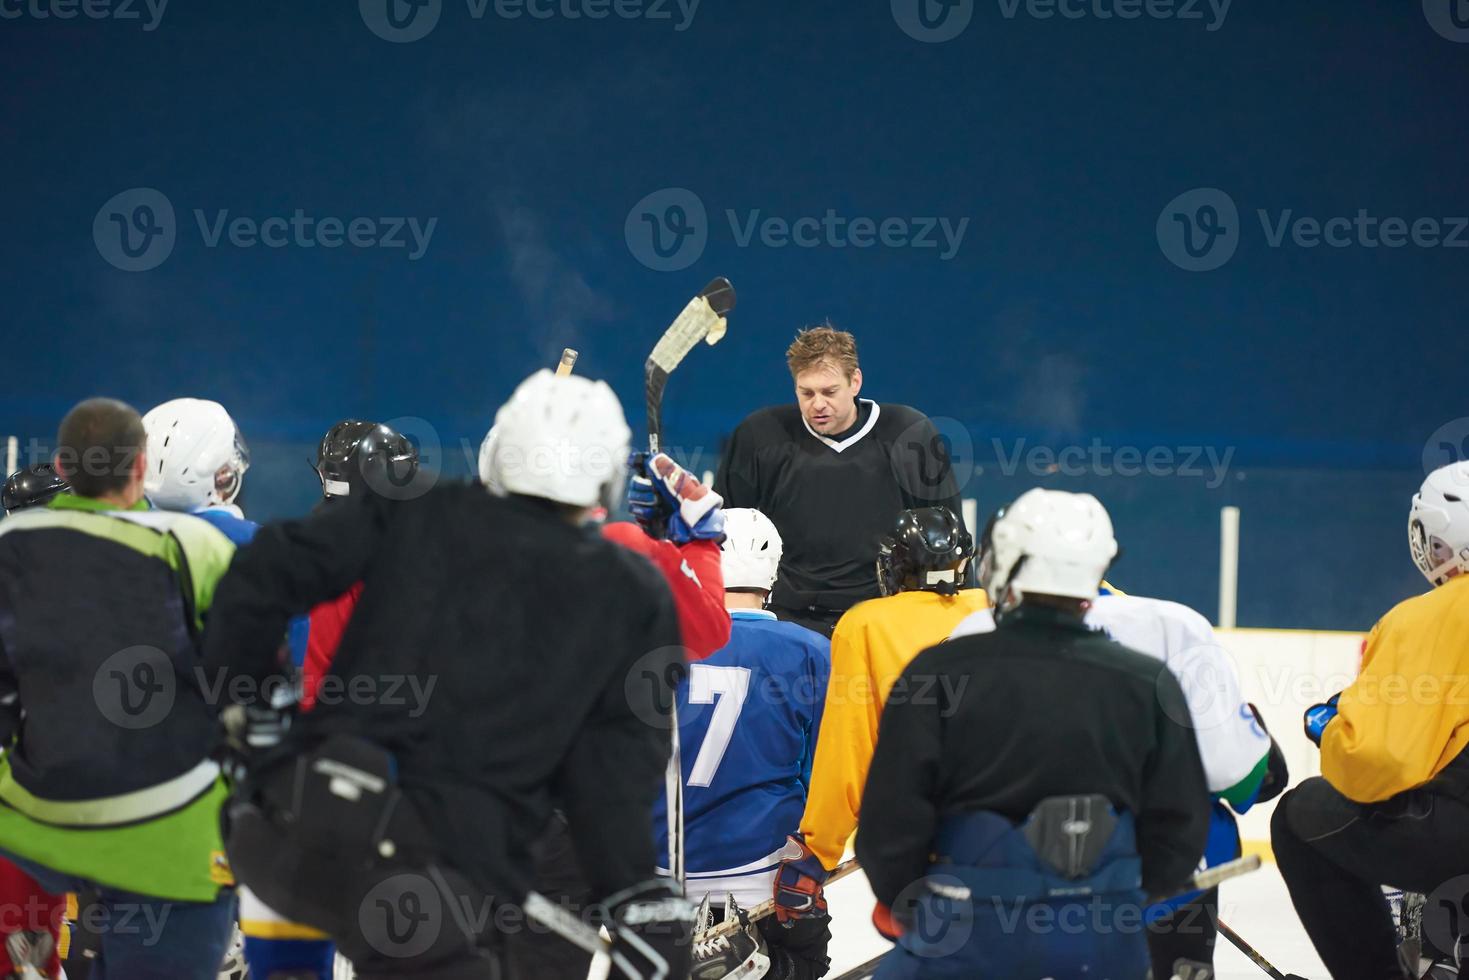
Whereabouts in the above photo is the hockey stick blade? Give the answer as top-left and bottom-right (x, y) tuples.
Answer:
(694, 858), (860, 943)
(645, 277), (735, 453)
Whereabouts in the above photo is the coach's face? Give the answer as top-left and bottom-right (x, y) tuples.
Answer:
(795, 361), (863, 435)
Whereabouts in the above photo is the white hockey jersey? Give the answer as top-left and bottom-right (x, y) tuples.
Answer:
(950, 593), (1270, 797)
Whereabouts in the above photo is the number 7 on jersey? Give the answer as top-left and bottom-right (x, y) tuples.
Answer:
(685, 664), (751, 787)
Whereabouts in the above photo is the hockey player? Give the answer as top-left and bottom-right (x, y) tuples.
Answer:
(715, 326), (964, 636)
(299, 419), (420, 710)
(205, 371), (695, 980)
(951, 588), (1287, 978)
(0, 398), (240, 977)
(857, 489), (1210, 979)
(661, 508), (832, 980)
(502, 451), (731, 980)
(142, 398), (333, 980)
(772, 507), (986, 931)
(1272, 461), (1469, 980)
(2, 462), (68, 514)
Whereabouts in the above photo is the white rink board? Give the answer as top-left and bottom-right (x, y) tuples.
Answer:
(1214, 627), (1364, 844)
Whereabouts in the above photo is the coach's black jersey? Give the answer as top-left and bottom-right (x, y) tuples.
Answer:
(203, 486), (681, 902)
(714, 400), (962, 613)
(856, 604), (1211, 905)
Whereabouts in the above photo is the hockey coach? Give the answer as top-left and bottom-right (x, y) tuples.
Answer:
(715, 326), (963, 636)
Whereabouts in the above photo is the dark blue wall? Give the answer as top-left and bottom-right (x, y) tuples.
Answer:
(3, 1), (1462, 631)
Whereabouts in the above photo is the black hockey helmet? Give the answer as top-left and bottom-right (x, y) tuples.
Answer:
(314, 420), (418, 501)
(876, 506), (974, 597)
(3, 462), (71, 514)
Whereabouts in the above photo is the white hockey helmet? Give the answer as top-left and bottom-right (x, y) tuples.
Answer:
(721, 508), (783, 594)
(478, 369), (631, 510)
(142, 397), (250, 512)
(979, 488), (1117, 612)
(1409, 462), (1469, 587)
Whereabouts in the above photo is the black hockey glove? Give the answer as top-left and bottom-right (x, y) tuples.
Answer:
(604, 879), (696, 980)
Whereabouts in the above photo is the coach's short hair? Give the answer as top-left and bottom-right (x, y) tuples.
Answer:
(55, 397), (146, 498)
(786, 324), (859, 380)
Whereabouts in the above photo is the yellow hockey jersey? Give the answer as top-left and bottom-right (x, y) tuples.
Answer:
(799, 588), (990, 870)
(1324, 573), (1469, 803)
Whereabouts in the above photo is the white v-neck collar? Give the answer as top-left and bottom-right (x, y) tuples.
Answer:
(802, 399), (881, 453)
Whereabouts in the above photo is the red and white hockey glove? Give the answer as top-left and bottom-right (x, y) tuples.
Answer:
(629, 452), (724, 545)
(772, 834), (829, 925)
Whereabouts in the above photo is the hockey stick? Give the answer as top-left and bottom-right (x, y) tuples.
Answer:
(1217, 919), (1309, 980)
(644, 276), (735, 454)
(555, 348), (579, 377)
(694, 858), (861, 942)
(643, 277), (736, 890)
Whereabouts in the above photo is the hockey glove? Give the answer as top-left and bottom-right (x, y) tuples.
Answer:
(605, 879), (696, 980)
(631, 452), (725, 545)
(627, 453), (676, 539)
(772, 834), (829, 926)
(1303, 693), (1341, 747)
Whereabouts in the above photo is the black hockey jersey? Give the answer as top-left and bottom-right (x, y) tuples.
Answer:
(714, 400), (962, 613)
(202, 486), (682, 902)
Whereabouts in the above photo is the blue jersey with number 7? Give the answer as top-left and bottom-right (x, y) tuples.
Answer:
(653, 609), (830, 876)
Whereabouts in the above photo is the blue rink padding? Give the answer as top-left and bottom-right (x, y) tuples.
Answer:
(871, 808), (1150, 980)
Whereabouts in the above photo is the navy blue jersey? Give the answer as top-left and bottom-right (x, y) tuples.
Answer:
(654, 610), (830, 876)
(192, 506), (310, 667)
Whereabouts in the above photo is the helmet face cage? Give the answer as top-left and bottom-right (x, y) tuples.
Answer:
(1410, 515), (1463, 586)
(211, 428), (250, 506)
